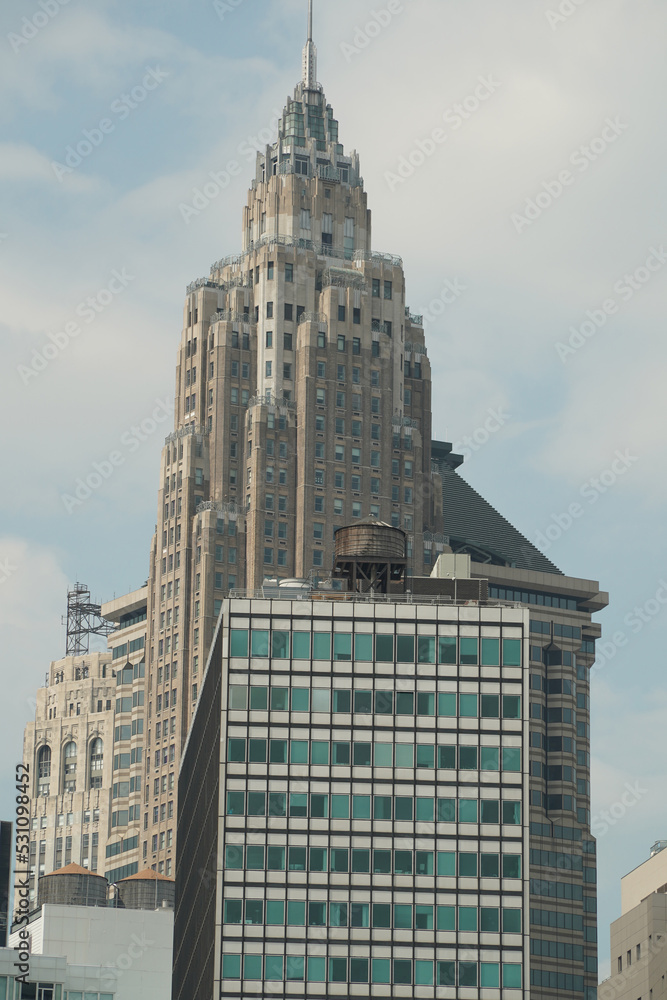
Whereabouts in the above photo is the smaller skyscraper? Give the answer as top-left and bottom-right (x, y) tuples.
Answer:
(0, 822), (11, 947)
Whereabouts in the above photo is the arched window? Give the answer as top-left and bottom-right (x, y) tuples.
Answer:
(37, 746), (51, 796)
(90, 739), (103, 789)
(63, 741), (77, 793)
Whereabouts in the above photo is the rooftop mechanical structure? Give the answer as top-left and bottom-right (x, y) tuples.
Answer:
(62, 583), (116, 656)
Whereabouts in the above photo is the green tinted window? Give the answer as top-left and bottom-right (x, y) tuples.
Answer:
(459, 852), (478, 876)
(417, 691), (435, 716)
(354, 633), (373, 660)
(438, 745), (455, 768)
(354, 690), (372, 714)
(480, 853), (499, 877)
(332, 741), (350, 765)
(438, 636), (456, 663)
(394, 850), (412, 874)
(416, 850), (433, 875)
(416, 960), (434, 985)
(481, 963), (500, 987)
(307, 957), (325, 982)
(312, 632), (331, 660)
(437, 798), (455, 822)
(222, 955), (240, 980)
(418, 636), (435, 663)
(272, 631), (289, 658)
(481, 799), (500, 823)
(310, 793), (328, 817)
(243, 955), (262, 980)
(270, 687), (288, 710)
(503, 801), (521, 825)
(416, 797), (434, 822)
(503, 748), (521, 772)
(437, 906), (455, 930)
(437, 851), (455, 876)
(352, 848), (370, 872)
(249, 686), (267, 709)
(292, 631), (310, 658)
(459, 746), (477, 769)
(481, 694), (500, 717)
(481, 637), (500, 665)
(291, 688), (309, 711)
(288, 847), (307, 871)
(230, 629), (248, 656)
(503, 908), (522, 932)
(269, 739), (287, 763)
(286, 956), (305, 982)
(396, 635), (415, 662)
(290, 740), (308, 764)
(373, 850), (391, 874)
(395, 743), (414, 767)
(459, 906), (478, 931)
(460, 637), (478, 664)
(352, 795), (370, 818)
(375, 634), (394, 661)
(311, 741), (329, 765)
(438, 692), (456, 717)
(374, 690), (393, 715)
(267, 845), (285, 870)
(247, 792), (265, 815)
(333, 633), (352, 660)
(395, 691), (414, 714)
(227, 739), (245, 762)
(374, 742), (392, 766)
(503, 694), (521, 718)
(503, 638), (521, 666)
(249, 738), (266, 762)
(504, 964), (522, 988)
(459, 693), (478, 717)
(265, 956), (283, 981)
(268, 792), (285, 817)
(246, 845), (264, 869)
(459, 798), (478, 822)
(395, 797), (413, 821)
(372, 959), (390, 984)
(394, 903), (412, 928)
(226, 792), (244, 816)
(289, 793), (307, 816)
(224, 899), (242, 923)
(251, 630), (269, 656)
(374, 795), (392, 819)
(245, 899), (263, 924)
(331, 794), (349, 818)
(481, 907), (500, 931)
(332, 689), (351, 712)
(309, 847), (327, 872)
(372, 903), (391, 927)
(353, 742), (371, 765)
(503, 854), (521, 878)
(266, 900), (285, 924)
(480, 746), (499, 770)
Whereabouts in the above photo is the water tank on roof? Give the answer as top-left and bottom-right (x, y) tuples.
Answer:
(115, 869), (175, 910)
(335, 520), (406, 561)
(38, 864), (108, 908)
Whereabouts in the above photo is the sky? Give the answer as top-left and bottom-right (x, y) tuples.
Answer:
(0, 0), (666, 977)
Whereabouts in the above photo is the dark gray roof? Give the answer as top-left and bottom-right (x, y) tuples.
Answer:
(433, 453), (562, 576)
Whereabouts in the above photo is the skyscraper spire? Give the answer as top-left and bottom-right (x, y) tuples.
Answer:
(302, 0), (317, 89)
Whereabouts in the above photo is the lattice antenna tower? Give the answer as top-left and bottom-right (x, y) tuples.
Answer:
(62, 582), (116, 656)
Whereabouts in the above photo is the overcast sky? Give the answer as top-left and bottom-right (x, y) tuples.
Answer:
(1, 0), (666, 974)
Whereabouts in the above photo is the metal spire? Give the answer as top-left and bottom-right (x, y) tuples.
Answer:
(302, 0), (317, 89)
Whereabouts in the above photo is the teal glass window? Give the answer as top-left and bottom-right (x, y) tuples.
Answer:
(227, 738), (245, 762)
(331, 848), (348, 872)
(437, 851), (455, 876)
(265, 956), (283, 981)
(270, 687), (288, 710)
(375, 634), (394, 661)
(417, 692), (435, 716)
(416, 744), (435, 768)
(438, 636), (456, 663)
(438, 692), (456, 717)
(374, 795), (392, 819)
(459, 693), (478, 717)
(292, 631), (311, 658)
(394, 903), (412, 928)
(312, 632), (331, 660)
(251, 630), (269, 657)
(503, 747), (521, 772)
(332, 741), (350, 765)
(396, 634), (415, 662)
(354, 633), (373, 660)
(415, 905), (433, 929)
(437, 798), (455, 822)
(329, 958), (347, 983)
(416, 960), (434, 985)
(480, 746), (499, 770)
(395, 797), (413, 821)
(332, 690), (351, 713)
(229, 686), (247, 710)
(331, 794), (349, 818)
(333, 633), (352, 660)
(287, 900), (305, 925)
(330, 902), (347, 926)
(481, 637), (500, 665)
(416, 797), (434, 822)
(290, 740), (308, 764)
(350, 958), (369, 983)
(459, 962), (478, 987)
(309, 847), (327, 872)
(372, 959), (391, 984)
(291, 687), (309, 711)
(438, 961), (456, 986)
(416, 850), (433, 875)
(459, 798), (478, 822)
(310, 793), (328, 817)
(311, 688), (330, 712)
(289, 793), (307, 816)
(352, 795), (370, 819)
(230, 629), (248, 656)
(459, 746), (478, 769)
(437, 906), (455, 930)
(353, 742), (371, 765)
(243, 955), (262, 980)
(272, 630), (290, 658)
(394, 850), (412, 874)
(353, 690), (372, 714)
(418, 636), (435, 663)
(249, 686), (267, 710)
(481, 694), (500, 717)
(503, 694), (521, 718)
(267, 845), (285, 870)
(270, 739), (287, 763)
(268, 792), (286, 817)
(372, 903), (391, 927)
(249, 738), (267, 762)
(374, 743), (392, 766)
(395, 691), (414, 714)
(481, 907), (500, 931)
(503, 854), (522, 878)
(503, 801), (522, 825)
(247, 792), (265, 816)
(245, 899), (263, 924)
(226, 791), (244, 816)
(374, 690), (393, 715)
(503, 964), (522, 988)
(351, 849), (370, 874)
(223, 899), (242, 923)
(307, 957), (325, 982)
(373, 850), (391, 874)
(503, 908), (522, 932)
(480, 853), (500, 877)
(481, 799), (500, 823)
(266, 899), (285, 924)
(309, 902), (326, 926)
(459, 852), (478, 876)
(438, 745), (455, 768)
(351, 902), (370, 926)
(394, 959), (412, 985)
(459, 907), (478, 931)
(460, 637), (478, 664)
(503, 638), (521, 666)
(286, 956), (305, 982)
(481, 963), (500, 987)
(246, 845), (264, 869)
(395, 743), (414, 767)
(311, 740), (329, 765)
(222, 954), (241, 980)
